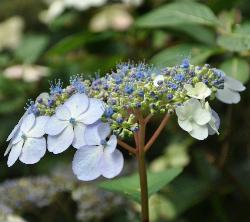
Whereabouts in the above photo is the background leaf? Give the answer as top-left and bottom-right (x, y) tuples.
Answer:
(15, 34), (49, 63)
(99, 168), (182, 203)
(217, 33), (250, 52)
(219, 57), (250, 83)
(136, 1), (220, 28)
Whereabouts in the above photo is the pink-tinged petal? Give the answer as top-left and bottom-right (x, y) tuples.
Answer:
(28, 116), (49, 137)
(225, 76), (246, 92)
(19, 137), (46, 164)
(105, 135), (117, 154)
(72, 123), (87, 149)
(78, 99), (104, 125)
(56, 105), (71, 120)
(189, 124), (208, 140)
(20, 113), (36, 134)
(45, 115), (68, 136)
(72, 145), (103, 181)
(99, 149), (124, 179)
(216, 88), (241, 104)
(64, 93), (89, 118)
(7, 140), (24, 167)
(47, 125), (74, 154)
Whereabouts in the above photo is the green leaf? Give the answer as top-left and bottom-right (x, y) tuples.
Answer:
(99, 168), (182, 203)
(136, 1), (220, 28)
(217, 33), (250, 52)
(151, 44), (219, 67)
(234, 22), (250, 35)
(172, 25), (216, 45)
(219, 57), (250, 84)
(47, 32), (115, 56)
(15, 34), (49, 63)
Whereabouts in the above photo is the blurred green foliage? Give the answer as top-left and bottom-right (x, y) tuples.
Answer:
(0, 0), (250, 221)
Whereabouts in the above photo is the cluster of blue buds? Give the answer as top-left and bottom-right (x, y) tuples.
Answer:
(5, 59), (246, 181)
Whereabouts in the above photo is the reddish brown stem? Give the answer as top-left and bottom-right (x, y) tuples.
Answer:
(117, 139), (136, 154)
(144, 114), (170, 152)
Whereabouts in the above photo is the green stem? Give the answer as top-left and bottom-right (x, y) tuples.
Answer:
(136, 120), (149, 222)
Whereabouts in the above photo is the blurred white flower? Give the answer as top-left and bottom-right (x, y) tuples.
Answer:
(216, 75), (246, 104)
(40, 0), (141, 24)
(3, 65), (49, 82)
(175, 98), (212, 140)
(90, 5), (133, 32)
(0, 16), (24, 51)
(45, 93), (104, 154)
(184, 82), (211, 100)
(5, 113), (49, 167)
(153, 75), (164, 87)
(73, 122), (124, 181)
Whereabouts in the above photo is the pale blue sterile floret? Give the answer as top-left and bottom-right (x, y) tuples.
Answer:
(72, 121), (124, 181)
(5, 113), (49, 167)
(45, 93), (105, 154)
(216, 75), (246, 104)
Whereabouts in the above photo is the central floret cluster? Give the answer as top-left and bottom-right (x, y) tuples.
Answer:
(5, 60), (246, 181)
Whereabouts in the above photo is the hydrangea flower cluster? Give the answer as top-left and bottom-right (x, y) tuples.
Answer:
(5, 59), (246, 181)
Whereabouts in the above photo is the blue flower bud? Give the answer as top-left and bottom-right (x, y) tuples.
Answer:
(180, 58), (190, 68)
(105, 107), (114, 118)
(124, 85), (134, 94)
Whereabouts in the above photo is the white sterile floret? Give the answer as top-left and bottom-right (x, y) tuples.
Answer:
(216, 76), (246, 104)
(72, 121), (124, 181)
(184, 82), (211, 100)
(153, 75), (164, 87)
(5, 113), (49, 167)
(175, 98), (212, 140)
(45, 93), (104, 154)
(204, 102), (220, 135)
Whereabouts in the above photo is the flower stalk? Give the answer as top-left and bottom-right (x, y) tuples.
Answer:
(136, 114), (149, 222)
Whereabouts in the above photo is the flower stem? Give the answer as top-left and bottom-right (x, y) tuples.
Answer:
(136, 117), (149, 222)
(145, 114), (170, 151)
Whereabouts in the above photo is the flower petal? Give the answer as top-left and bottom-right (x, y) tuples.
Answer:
(208, 110), (220, 135)
(189, 124), (208, 140)
(72, 123), (87, 148)
(216, 88), (241, 104)
(72, 145), (103, 181)
(19, 137), (46, 164)
(47, 125), (74, 154)
(7, 140), (24, 167)
(193, 107), (211, 125)
(64, 93), (89, 118)
(177, 119), (193, 132)
(225, 76), (246, 92)
(78, 98), (104, 125)
(7, 123), (20, 142)
(105, 135), (117, 154)
(28, 116), (49, 137)
(20, 113), (36, 134)
(84, 121), (111, 145)
(45, 115), (68, 136)
(56, 105), (71, 120)
(99, 149), (124, 179)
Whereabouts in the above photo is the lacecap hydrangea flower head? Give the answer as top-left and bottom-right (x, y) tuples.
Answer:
(5, 59), (246, 181)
